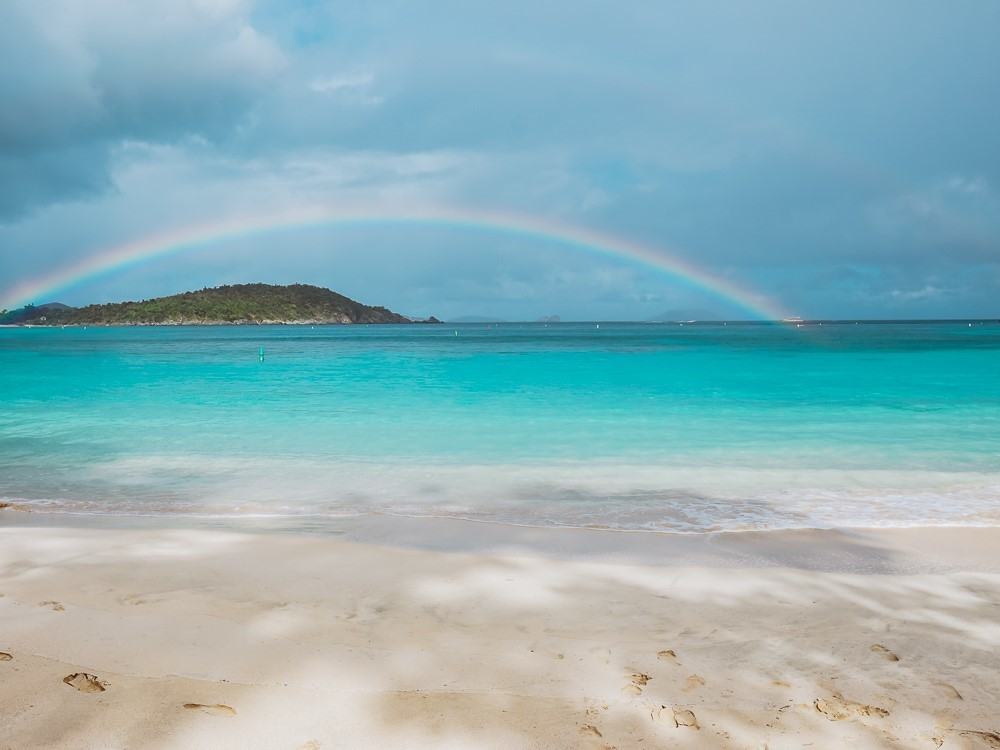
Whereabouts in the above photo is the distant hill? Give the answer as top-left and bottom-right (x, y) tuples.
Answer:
(0, 284), (434, 326)
(0, 302), (73, 324)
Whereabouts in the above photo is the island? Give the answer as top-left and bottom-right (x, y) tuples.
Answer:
(0, 283), (441, 326)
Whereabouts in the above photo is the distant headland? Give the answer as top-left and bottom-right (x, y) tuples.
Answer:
(0, 284), (441, 326)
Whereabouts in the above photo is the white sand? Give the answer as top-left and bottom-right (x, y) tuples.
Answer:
(1, 521), (999, 749)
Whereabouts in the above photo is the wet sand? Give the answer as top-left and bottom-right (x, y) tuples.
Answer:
(1, 517), (999, 749)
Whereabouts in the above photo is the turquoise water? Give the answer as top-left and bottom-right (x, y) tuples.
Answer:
(2, 322), (999, 531)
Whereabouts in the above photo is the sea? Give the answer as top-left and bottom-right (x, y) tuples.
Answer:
(1, 321), (999, 533)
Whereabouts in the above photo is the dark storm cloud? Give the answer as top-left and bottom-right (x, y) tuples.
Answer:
(0, 0), (283, 218)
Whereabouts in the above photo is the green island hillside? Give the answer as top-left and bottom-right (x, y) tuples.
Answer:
(0, 284), (440, 326)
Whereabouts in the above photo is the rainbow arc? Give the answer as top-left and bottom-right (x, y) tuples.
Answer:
(1, 206), (790, 320)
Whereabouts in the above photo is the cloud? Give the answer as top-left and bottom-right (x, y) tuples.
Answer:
(867, 176), (1000, 261)
(0, 0), (284, 219)
(309, 72), (374, 94)
(307, 72), (384, 108)
(889, 285), (950, 303)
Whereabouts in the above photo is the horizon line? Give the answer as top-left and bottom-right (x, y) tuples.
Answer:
(3, 283), (995, 326)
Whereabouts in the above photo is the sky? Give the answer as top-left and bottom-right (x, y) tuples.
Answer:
(1, 0), (999, 321)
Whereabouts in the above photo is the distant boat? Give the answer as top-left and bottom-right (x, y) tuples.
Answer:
(782, 317), (804, 324)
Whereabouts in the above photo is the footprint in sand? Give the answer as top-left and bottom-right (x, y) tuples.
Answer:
(931, 718), (954, 748)
(63, 673), (107, 693)
(765, 704), (792, 729)
(652, 705), (699, 730)
(183, 703), (237, 717)
(121, 593), (153, 606)
(684, 674), (705, 692)
(814, 694), (888, 721)
(39, 601), (65, 612)
(870, 644), (899, 662)
(936, 682), (963, 700)
(959, 731), (1000, 749)
(584, 704), (608, 720)
(672, 707), (699, 729)
(656, 649), (679, 663)
(297, 742), (321, 750)
(0, 652), (12, 661)
(622, 672), (651, 696)
(580, 724), (603, 738)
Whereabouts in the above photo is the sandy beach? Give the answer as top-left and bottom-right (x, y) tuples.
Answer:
(1, 516), (999, 749)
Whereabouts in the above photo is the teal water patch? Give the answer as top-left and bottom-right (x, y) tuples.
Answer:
(2, 322), (999, 531)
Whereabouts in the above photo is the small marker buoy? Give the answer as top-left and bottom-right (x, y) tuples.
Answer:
(258, 346), (265, 362)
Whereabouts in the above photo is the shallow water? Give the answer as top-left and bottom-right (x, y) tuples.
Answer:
(2, 321), (999, 531)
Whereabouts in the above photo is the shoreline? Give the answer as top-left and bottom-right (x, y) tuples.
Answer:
(2, 522), (999, 748)
(5, 507), (1000, 573)
(6, 495), (1000, 534)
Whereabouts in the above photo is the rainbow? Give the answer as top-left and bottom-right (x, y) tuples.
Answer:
(1, 205), (790, 320)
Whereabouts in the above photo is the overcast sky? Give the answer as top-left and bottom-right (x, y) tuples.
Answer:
(2, 0), (999, 320)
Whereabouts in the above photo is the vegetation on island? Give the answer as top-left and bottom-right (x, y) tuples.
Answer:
(0, 284), (439, 326)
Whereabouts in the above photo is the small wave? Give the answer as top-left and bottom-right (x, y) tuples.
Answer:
(6, 483), (1000, 535)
